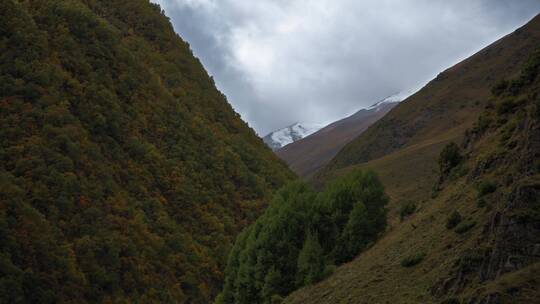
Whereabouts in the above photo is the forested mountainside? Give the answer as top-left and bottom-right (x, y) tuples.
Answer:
(276, 101), (397, 178)
(0, 1), (293, 303)
(283, 16), (540, 304)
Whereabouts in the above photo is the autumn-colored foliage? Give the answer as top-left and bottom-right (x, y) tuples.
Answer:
(0, 0), (293, 302)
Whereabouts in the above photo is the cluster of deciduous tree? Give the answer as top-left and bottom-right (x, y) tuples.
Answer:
(0, 0), (293, 303)
(217, 170), (388, 304)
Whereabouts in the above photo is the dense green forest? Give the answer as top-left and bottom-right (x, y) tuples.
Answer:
(217, 170), (388, 304)
(0, 0), (294, 302)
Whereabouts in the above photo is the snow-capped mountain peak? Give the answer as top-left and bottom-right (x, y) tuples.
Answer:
(264, 87), (423, 151)
(263, 122), (325, 150)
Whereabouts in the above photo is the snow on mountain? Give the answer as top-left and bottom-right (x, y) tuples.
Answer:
(367, 87), (422, 111)
(264, 88), (422, 151)
(263, 122), (325, 150)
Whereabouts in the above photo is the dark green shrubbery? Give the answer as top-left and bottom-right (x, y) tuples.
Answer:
(399, 201), (417, 221)
(477, 181), (497, 197)
(474, 113), (493, 134)
(491, 79), (509, 96)
(454, 222), (476, 234)
(491, 49), (540, 97)
(439, 142), (463, 176)
(449, 164), (469, 181)
(218, 170), (388, 304)
(496, 97), (517, 115)
(400, 252), (426, 267)
(446, 211), (462, 230)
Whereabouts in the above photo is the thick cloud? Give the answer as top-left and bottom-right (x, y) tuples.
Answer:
(152, 0), (540, 135)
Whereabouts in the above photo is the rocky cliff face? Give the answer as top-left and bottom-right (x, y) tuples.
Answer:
(433, 183), (540, 304)
(432, 49), (540, 304)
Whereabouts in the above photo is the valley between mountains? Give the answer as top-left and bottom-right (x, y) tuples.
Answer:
(1, 1), (539, 304)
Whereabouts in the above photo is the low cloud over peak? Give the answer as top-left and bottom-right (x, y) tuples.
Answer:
(153, 0), (540, 135)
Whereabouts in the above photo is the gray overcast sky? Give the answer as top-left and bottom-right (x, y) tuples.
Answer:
(152, 0), (540, 135)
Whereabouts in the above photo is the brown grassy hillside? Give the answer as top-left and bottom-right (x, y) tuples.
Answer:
(276, 102), (397, 178)
(317, 14), (540, 207)
(285, 14), (540, 304)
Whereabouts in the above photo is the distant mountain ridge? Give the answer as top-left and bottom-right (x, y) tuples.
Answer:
(275, 91), (417, 177)
(262, 89), (418, 152)
(263, 122), (326, 150)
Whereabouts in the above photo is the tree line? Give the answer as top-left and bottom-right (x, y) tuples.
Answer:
(217, 169), (388, 304)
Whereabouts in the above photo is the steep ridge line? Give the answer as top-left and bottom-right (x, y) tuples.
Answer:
(284, 13), (540, 304)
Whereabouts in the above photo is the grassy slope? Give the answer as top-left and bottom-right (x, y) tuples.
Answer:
(316, 14), (540, 212)
(285, 180), (481, 303)
(277, 103), (397, 178)
(285, 14), (540, 304)
(323, 124), (465, 225)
